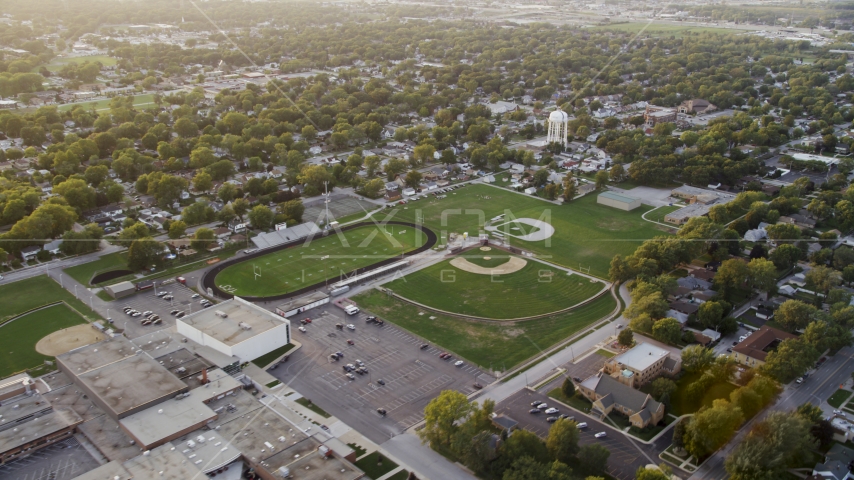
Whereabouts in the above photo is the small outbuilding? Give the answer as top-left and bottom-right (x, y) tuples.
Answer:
(597, 191), (642, 211)
(104, 281), (136, 299)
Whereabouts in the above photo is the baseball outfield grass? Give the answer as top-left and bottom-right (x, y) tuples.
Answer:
(0, 303), (87, 378)
(214, 225), (427, 297)
(385, 256), (605, 319)
(354, 288), (617, 370)
(383, 184), (670, 279)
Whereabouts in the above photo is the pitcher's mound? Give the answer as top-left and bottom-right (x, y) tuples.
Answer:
(36, 324), (105, 356)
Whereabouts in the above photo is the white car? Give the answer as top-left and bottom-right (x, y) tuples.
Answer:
(537, 403), (548, 410)
(544, 408), (559, 414)
(191, 294), (200, 299)
(834, 410), (846, 416)
(142, 311), (152, 316)
(576, 422), (588, 429)
(298, 326), (306, 332)
(594, 432), (607, 439)
(346, 324), (356, 330)
(454, 360), (464, 367)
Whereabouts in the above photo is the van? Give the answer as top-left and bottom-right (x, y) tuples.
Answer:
(344, 305), (360, 315)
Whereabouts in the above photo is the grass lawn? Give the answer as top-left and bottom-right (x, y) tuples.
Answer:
(347, 443), (368, 457)
(251, 343), (295, 368)
(63, 252), (128, 285)
(0, 275), (102, 324)
(355, 288), (616, 371)
(645, 205), (683, 224)
(668, 371), (739, 416)
(828, 389), (853, 408)
(595, 349), (615, 358)
(354, 451), (398, 480)
(589, 22), (734, 37)
(0, 303), (87, 377)
(216, 225), (427, 297)
(42, 54), (117, 72)
(385, 184), (669, 279)
(385, 256), (604, 319)
(294, 397), (331, 418)
(57, 93), (155, 112)
(386, 470), (410, 480)
(548, 388), (594, 414)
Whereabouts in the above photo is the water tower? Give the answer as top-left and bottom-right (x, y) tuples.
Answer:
(547, 108), (569, 149)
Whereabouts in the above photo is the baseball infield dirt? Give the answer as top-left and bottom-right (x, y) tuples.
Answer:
(35, 324), (105, 356)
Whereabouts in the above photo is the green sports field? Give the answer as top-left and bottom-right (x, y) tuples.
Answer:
(385, 256), (605, 319)
(385, 184), (670, 279)
(215, 225), (428, 297)
(354, 288), (617, 369)
(0, 275), (101, 324)
(0, 303), (87, 377)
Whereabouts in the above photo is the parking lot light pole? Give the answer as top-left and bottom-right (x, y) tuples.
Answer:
(59, 273), (63, 288)
(74, 284), (78, 299)
(89, 295), (94, 310)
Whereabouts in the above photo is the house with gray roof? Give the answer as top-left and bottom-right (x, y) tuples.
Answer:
(577, 373), (664, 429)
(809, 443), (854, 480)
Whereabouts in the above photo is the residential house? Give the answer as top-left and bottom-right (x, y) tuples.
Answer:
(731, 325), (797, 368)
(20, 245), (41, 261)
(577, 373), (665, 429)
(779, 214), (817, 229)
(666, 301), (699, 324)
(601, 343), (681, 388)
(809, 443), (854, 480)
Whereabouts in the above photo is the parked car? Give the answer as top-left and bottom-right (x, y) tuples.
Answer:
(594, 432), (607, 438)
(473, 383), (483, 390)
(303, 318), (312, 323)
(377, 379), (385, 385)
(544, 408), (559, 414)
(346, 324), (356, 330)
(530, 400), (543, 407)
(454, 360), (464, 367)
(298, 326), (306, 332)
(546, 416), (559, 423)
(420, 344), (430, 350)
(191, 294), (200, 299)
(576, 422), (588, 429)
(377, 408), (387, 416)
(345, 373), (355, 380)
(529, 408), (541, 414)
(347, 339), (354, 345)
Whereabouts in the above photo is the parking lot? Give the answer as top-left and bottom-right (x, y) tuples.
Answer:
(268, 304), (494, 443)
(494, 389), (682, 480)
(0, 438), (101, 480)
(109, 282), (211, 339)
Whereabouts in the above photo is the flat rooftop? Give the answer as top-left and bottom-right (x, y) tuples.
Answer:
(56, 337), (138, 375)
(122, 443), (204, 479)
(0, 393), (52, 429)
(77, 413), (144, 462)
(178, 297), (287, 347)
(174, 429), (241, 474)
(74, 352), (188, 419)
(0, 407), (82, 455)
(611, 343), (670, 372)
(119, 372), (241, 448)
(71, 460), (131, 480)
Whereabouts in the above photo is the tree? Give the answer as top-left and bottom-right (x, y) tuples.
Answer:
(168, 221), (187, 239)
(546, 418), (580, 463)
(60, 224), (103, 255)
(635, 466), (672, 480)
(576, 444), (610, 477)
(53, 178), (96, 213)
(232, 199), (249, 221)
(805, 265), (841, 297)
(298, 164), (334, 193)
(193, 171), (213, 193)
(420, 390), (472, 446)
(405, 170), (422, 189)
(609, 163), (625, 182)
(652, 317), (682, 344)
(84, 164), (109, 186)
(770, 243), (801, 270)
(562, 172), (577, 201)
(413, 144), (435, 166)
(714, 258), (748, 300)
(189, 146), (217, 169)
(499, 429), (549, 465)
(748, 258), (777, 295)
(384, 158), (407, 181)
(698, 301), (725, 331)
(208, 159), (236, 181)
(617, 327), (633, 346)
(182, 201), (215, 225)
(594, 170), (609, 189)
(561, 378), (575, 398)
(765, 223), (801, 243)
(725, 412), (815, 480)
(681, 345), (716, 373)
(762, 339), (817, 383)
(189, 227), (215, 251)
(684, 399), (744, 458)
(278, 199), (305, 224)
(649, 378), (677, 403)
(248, 205), (274, 230)
(148, 174), (188, 208)
(127, 237), (163, 271)
(218, 183), (238, 203)
(775, 299), (817, 331)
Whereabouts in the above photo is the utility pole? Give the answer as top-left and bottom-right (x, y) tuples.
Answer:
(324, 181), (330, 228)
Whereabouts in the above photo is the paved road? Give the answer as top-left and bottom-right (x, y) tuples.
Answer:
(690, 346), (854, 479)
(0, 240), (123, 287)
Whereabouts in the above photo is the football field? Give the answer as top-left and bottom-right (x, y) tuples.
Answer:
(214, 225), (428, 297)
